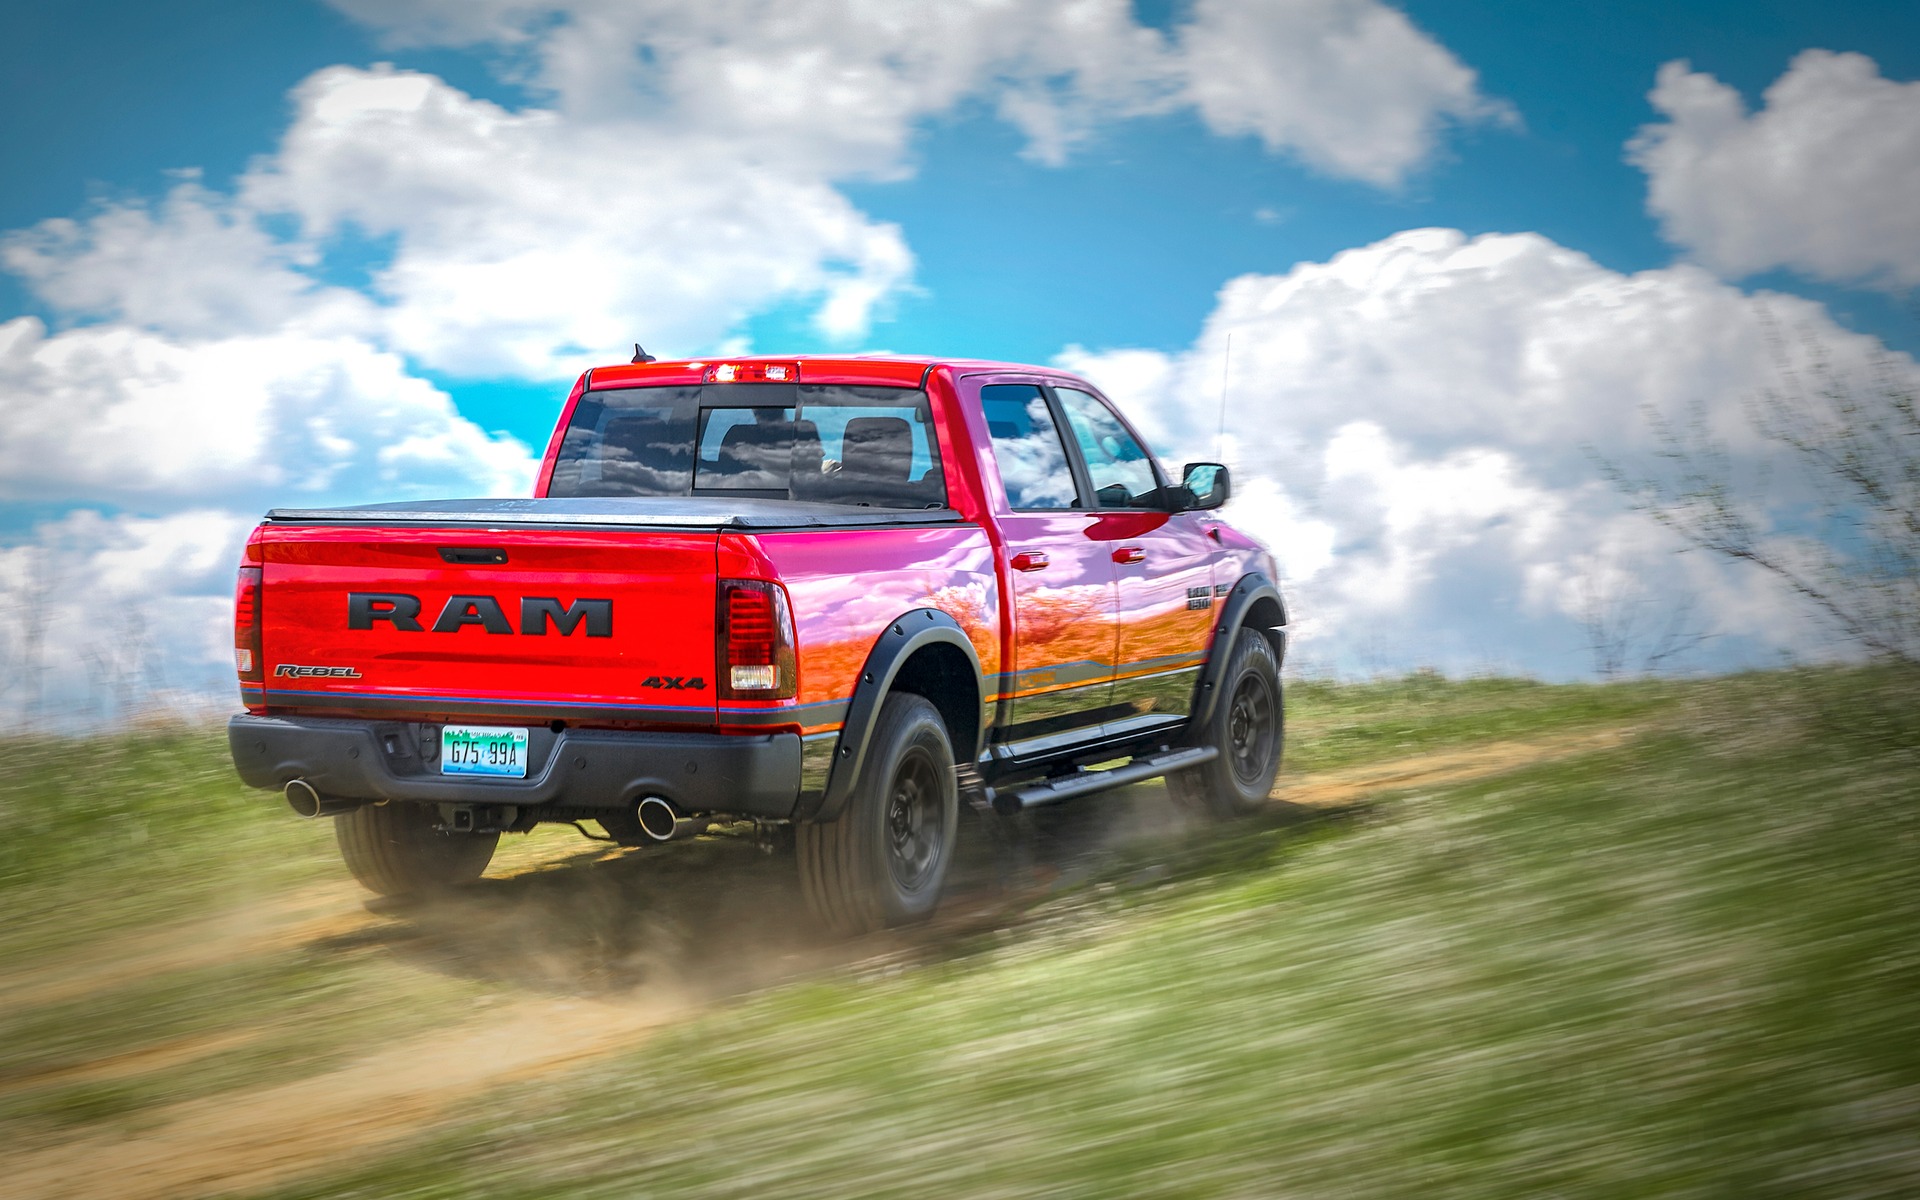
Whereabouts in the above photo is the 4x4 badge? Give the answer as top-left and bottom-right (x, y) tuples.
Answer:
(641, 676), (706, 691)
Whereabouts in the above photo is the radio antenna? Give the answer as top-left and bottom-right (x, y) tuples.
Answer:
(1214, 332), (1233, 462)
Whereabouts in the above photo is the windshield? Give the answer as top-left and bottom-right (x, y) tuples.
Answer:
(547, 384), (947, 508)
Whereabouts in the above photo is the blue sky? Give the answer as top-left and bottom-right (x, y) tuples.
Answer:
(2, 0), (1918, 713)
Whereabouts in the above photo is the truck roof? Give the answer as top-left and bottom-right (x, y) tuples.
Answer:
(585, 354), (1085, 391)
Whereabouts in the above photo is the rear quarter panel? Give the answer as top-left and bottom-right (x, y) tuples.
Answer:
(726, 528), (1000, 738)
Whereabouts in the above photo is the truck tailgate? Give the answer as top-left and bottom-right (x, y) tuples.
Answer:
(257, 525), (719, 725)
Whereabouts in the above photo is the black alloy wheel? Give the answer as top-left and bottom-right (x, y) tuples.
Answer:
(1226, 668), (1279, 789)
(1166, 627), (1284, 819)
(885, 745), (947, 893)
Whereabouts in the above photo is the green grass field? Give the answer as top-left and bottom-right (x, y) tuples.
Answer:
(1, 668), (1915, 1198)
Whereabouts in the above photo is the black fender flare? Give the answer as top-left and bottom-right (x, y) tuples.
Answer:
(799, 608), (986, 824)
(1189, 573), (1288, 734)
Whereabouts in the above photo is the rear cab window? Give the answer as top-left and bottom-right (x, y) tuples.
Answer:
(548, 384), (948, 508)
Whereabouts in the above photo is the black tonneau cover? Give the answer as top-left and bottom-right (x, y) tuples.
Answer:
(264, 496), (964, 530)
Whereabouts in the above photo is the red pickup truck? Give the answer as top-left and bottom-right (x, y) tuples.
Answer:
(229, 355), (1287, 933)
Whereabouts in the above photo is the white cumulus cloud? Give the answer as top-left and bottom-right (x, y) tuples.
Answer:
(0, 314), (540, 723)
(0, 316), (537, 509)
(8, 2), (1508, 388)
(0, 180), (377, 342)
(1179, 0), (1511, 185)
(330, 0), (1505, 185)
(1059, 229), (1916, 676)
(0, 510), (260, 723)
(1629, 50), (1920, 286)
(241, 64), (915, 377)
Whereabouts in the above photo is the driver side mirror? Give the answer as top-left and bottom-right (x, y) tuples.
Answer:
(1179, 462), (1231, 510)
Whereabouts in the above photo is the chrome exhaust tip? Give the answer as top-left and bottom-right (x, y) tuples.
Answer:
(285, 778), (324, 818)
(284, 779), (361, 819)
(635, 795), (707, 842)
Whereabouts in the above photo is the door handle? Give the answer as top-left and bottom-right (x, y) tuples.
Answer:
(1112, 546), (1145, 565)
(1011, 551), (1050, 572)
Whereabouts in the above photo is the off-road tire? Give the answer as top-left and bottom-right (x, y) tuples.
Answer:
(334, 802), (499, 897)
(798, 693), (959, 937)
(1168, 628), (1283, 819)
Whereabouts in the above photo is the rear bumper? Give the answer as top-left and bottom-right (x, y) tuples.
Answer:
(229, 714), (801, 819)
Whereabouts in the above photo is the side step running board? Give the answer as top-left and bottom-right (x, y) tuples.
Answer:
(987, 746), (1218, 814)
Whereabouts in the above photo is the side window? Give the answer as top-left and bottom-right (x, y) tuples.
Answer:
(981, 384), (1080, 510)
(1055, 387), (1162, 510)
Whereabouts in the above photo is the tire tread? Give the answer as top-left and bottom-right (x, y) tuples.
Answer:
(334, 803), (497, 897)
(1172, 629), (1284, 820)
(797, 693), (955, 936)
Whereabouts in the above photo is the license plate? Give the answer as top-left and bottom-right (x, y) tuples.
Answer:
(440, 725), (529, 778)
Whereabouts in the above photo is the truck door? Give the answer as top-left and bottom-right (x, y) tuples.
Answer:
(1052, 385), (1219, 741)
(977, 381), (1118, 759)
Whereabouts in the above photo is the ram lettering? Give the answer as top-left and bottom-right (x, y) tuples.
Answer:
(345, 593), (613, 637)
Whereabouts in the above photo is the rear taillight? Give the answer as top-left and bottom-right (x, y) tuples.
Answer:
(234, 565), (263, 684)
(717, 579), (796, 699)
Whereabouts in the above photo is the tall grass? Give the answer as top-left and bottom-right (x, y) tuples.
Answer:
(4, 669), (1914, 1197)
(246, 665), (1920, 1198)
(1283, 671), (1682, 772)
(0, 724), (337, 956)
